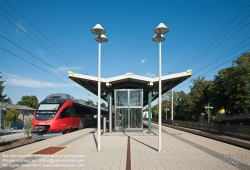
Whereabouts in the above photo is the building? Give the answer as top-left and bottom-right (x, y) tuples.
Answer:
(68, 70), (191, 132)
(0, 103), (35, 128)
(143, 111), (152, 119)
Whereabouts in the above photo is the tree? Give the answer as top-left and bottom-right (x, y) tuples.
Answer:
(189, 76), (214, 120)
(0, 73), (11, 103)
(101, 102), (106, 109)
(174, 91), (194, 120)
(212, 52), (250, 116)
(17, 95), (38, 109)
(4, 109), (19, 127)
(87, 99), (96, 106)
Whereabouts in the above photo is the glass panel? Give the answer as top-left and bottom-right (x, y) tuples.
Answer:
(116, 108), (128, 130)
(116, 91), (128, 106)
(38, 104), (60, 111)
(130, 108), (142, 128)
(130, 90), (142, 106)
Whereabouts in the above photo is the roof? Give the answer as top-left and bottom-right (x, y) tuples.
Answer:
(68, 70), (192, 107)
(3, 104), (35, 111)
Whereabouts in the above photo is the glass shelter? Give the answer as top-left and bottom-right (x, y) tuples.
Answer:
(115, 89), (143, 131)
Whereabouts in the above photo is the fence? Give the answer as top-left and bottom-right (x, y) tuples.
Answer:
(148, 118), (250, 140)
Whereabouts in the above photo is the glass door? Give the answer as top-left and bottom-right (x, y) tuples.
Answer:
(130, 108), (142, 128)
(115, 89), (143, 131)
(115, 108), (128, 130)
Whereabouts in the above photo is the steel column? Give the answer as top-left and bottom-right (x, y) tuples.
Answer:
(148, 90), (152, 134)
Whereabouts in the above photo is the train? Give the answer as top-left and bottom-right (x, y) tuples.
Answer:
(31, 93), (109, 139)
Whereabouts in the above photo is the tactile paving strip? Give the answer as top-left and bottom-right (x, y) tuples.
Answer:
(33, 146), (66, 155)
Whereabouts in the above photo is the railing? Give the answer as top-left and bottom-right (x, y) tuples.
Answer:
(0, 127), (18, 136)
(146, 118), (250, 140)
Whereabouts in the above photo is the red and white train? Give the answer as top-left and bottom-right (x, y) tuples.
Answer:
(31, 93), (108, 139)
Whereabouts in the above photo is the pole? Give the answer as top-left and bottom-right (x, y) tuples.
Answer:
(97, 42), (101, 152)
(166, 106), (167, 120)
(0, 102), (2, 128)
(86, 89), (88, 101)
(148, 90), (152, 134)
(158, 41), (162, 152)
(109, 94), (112, 134)
(171, 88), (173, 120)
(205, 103), (213, 123)
(208, 103), (210, 123)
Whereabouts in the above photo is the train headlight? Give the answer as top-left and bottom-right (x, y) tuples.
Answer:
(35, 126), (46, 131)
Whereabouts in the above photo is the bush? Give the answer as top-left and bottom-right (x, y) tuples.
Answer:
(24, 116), (33, 139)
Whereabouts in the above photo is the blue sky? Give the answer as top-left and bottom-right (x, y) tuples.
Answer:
(0, 0), (250, 105)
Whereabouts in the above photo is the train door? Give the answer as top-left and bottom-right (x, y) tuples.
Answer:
(68, 105), (76, 129)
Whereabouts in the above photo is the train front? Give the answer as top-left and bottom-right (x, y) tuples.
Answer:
(31, 97), (67, 139)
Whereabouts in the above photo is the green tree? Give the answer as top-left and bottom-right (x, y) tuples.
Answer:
(101, 102), (106, 109)
(87, 99), (96, 106)
(174, 91), (194, 120)
(212, 52), (250, 116)
(4, 109), (19, 126)
(0, 73), (12, 103)
(17, 95), (38, 109)
(188, 77), (214, 120)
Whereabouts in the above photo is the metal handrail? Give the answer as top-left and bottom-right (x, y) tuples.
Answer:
(148, 118), (250, 140)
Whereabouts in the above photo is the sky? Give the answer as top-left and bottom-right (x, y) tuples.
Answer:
(0, 0), (250, 105)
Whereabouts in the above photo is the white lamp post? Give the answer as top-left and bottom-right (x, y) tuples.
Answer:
(91, 24), (108, 152)
(171, 88), (174, 120)
(205, 103), (213, 123)
(166, 106), (170, 120)
(152, 23), (169, 152)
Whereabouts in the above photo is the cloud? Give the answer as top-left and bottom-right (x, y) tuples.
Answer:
(5, 74), (70, 88)
(146, 72), (156, 77)
(80, 39), (86, 42)
(141, 59), (146, 63)
(16, 22), (28, 34)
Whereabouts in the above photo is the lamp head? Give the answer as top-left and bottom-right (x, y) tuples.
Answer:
(152, 33), (165, 42)
(154, 23), (169, 34)
(95, 34), (108, 43)
(91, 24), (106, 35)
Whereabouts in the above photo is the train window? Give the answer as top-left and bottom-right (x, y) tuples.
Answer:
(74, 103), (92, 117)
(68, 106), (76, 117)
(57, 106), (70, 119)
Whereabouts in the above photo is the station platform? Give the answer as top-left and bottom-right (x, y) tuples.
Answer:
(0, 122), (249, 170)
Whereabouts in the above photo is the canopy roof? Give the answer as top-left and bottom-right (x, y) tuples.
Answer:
(68, 70), (191, 107)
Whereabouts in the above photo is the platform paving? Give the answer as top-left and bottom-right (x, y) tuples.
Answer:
(0, 123), (249, 170)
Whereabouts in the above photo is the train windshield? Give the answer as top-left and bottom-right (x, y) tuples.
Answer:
(35, 99), (66, 120)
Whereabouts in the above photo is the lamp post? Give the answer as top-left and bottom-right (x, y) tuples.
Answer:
(91, 24), (108, 152)
(152, 23), (169, 152)
(166, 106), (169, 120)
(0, 102), (6, 128)
(205, 103), (213, 123)
(171, 88), (174, 120)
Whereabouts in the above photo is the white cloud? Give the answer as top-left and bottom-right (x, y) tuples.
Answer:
(146, 72), (156, 77)
(16, 22), (28, 34)
(5, 74), (70, 88)
(141, 59), (146, 63)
